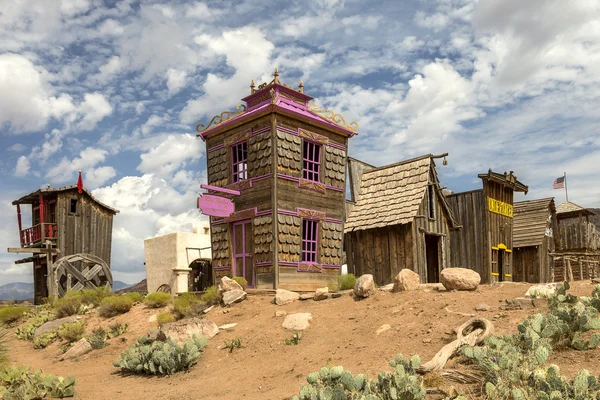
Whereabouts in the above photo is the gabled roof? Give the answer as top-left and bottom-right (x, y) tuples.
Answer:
(556, 201), (595, 218)
(12, 185), (119, 214)
(345, 154), (459, 232)
(478, 169), (528, 193)
(513, 198), (555, 247)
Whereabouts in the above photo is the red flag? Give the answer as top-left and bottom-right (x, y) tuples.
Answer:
(77, 170), (83, 194)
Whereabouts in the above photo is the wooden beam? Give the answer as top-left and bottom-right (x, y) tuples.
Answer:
(7, 247), (59, 254)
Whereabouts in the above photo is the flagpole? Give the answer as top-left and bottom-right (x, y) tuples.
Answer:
(564, 172), (568, 202)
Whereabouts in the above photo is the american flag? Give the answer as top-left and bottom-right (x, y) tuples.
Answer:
(553, 176), (565, 189)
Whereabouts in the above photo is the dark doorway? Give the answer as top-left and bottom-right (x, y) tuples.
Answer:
(498, 250), (505, 282)
(189, 258), (213, 292)
(33, 263), (48, 305)
(425, 235), (440, 283)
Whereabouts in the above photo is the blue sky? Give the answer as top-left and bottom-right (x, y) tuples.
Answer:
(1, 0), (599, 285)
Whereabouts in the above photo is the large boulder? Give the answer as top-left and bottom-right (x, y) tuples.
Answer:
(282, 313), (312, 331)
(35, 316), (78, 339)
(59, 338), (92, 361)
(392, 269), (420, 292)
(218, 276), (243, 294)
(353, 274), (376, 298)
(440, 268), (480, 291)
(160, 318), (219, 343)
(222, 290), (247, 306)
(275, 289), (300, 305)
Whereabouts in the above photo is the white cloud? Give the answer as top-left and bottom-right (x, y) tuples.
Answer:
(165, 68), (187, 96)
(137, 134), (204, 177)
(85, 166), (116, 188)
(14, 156), (30, 177)
(7, 143), (26, 152)
(60, 0), (90, 16)
(77, 93), (113, 129)
(94, 55), (121, 83)
(45, 147), (110, 184)
(97, 19), (124, 36)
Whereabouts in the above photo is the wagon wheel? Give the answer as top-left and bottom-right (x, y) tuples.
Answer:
(156, 284), (171, 294)
(54, 253), (112, 298)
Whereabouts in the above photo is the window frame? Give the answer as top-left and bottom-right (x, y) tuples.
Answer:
(427, 184), (436, 220)
(301, 218), (319, 263)
(230, 141), (248, 183)
(302, 140), (321, 183)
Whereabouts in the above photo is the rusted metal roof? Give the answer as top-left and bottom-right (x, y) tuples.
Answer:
(513, 198), (555, 247)
(345, 154), (459, 232)
(12, 185), (119, 214)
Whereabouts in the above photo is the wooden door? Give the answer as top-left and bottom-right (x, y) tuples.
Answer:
(232, 220), (254, 288)
(425, 235), (440, 283)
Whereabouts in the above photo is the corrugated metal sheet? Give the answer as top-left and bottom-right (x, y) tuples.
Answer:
(513, 198), (555, 247)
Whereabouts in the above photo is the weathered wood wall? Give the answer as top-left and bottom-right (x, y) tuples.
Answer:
(482, 180), (514, 283)
(56, 193), (114, 266)
(556, 221), (600, 251)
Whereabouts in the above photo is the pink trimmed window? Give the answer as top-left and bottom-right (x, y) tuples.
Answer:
(302, 141), (321, 182)
(231, 142), (248, 182)
(302, 219), (318, 262)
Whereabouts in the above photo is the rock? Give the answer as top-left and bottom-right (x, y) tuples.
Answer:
(222, 290), (247, 306)
(392, 269), (420, 292)
(275, 311), (287, 318)
(376, 324), (391, 335)
(145, 328), (167, 342)
(35, 316), (78, 339)
(275, 289), (300, 305)
(202, 305), (215, 314)
(525, 283), (563, 298)
(148, 314), (157, 323)
(282, 313), (313, 331)
(331, 293), (342, 299)
(475, 303), (490, 312)
(353, 274), (376, 298)
(59, 338), (92, 361)
(501, 297), (539, 311)
(160, 318), (219, 342)
(440, 268), (480, 291)
(218, 323), (237, 330)
(299, 293), (313, 301)
(314, 287), (329, 301)
(218, 276), (243, 294)
(379, 283), (394, 292)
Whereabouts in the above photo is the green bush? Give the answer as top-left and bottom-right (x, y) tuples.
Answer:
(15, 310), (56, 341)
(0, 365), (75, 399)
(200, 286), (220, 305)
(58, 321), (85, 343)
(232, 276), (248, 290)
(145, 292), (172, 308)
(173, 293), (207, 319)
(98, 296), (133, 318)
(87, 328), (108, 350)
(78, 286), (112, 306)
(157, 312), (175, 326)
(0, 327), (8, 367)
(108, 322), (128, 338)
(124, 292), (144, 303)
(113, 335), (208, 375)
(53, 296), (83, 318)
(0, 306), (29, 326)
(33, 332), (57, 349)
(338, 274), (357, 291)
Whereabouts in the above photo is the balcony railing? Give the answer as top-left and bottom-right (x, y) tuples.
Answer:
(20, 223), (58, 247)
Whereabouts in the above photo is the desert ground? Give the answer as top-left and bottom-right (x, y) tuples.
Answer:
(7, 280), (600, 400)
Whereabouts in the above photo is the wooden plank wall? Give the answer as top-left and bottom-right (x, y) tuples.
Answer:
(56, 193), (114, 266)
(345, 224), (414, 286)
(557, 221), (600, 251)
(513, 247), (540, 283)
(347, 158), (375, 202)
(446, 190), (486, 278)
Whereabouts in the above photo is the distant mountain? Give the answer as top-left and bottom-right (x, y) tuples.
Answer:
(112, 281), (132, 291)
(0, 282), (34, 301)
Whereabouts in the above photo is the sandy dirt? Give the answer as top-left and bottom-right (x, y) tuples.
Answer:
(7, 281), (600, 400)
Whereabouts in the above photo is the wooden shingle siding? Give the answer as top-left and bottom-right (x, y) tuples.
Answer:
(248, 131), (272, 178)
(276, 131), (302, 177)
(323, 147), (346, 188)
(207, 147), (228, 186)
(277, 214), (302, 263)
(320, 222), (343, 265)
(253, 215), (273, 264)
(210, 224), (230, 270)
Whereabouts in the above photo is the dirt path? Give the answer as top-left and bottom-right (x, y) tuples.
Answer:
(7, 281), (600, 399)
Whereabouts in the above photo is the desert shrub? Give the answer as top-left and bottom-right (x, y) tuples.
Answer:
(292, 356), (425, 400)
(285, 331), (303, 346)
(113, 335), (208, 375)
(58, 321), (85, 343)
(157, 312), (175, 326)
(0, 365), (75, 399)
(33, 332), (57, 349)
(223, 337), (243, 353)
(144, 292), (172, 308)
(15, 309), (56, 341)
(78, 286), (112, 306)
(173, 293), (207, 319)
(200, 286), (219, 305)
(108, 322), (128, 338)
(326, 280), (339, 292)
(338, 274), (357, 291)
(98, 296), (133, 318)
(53, 296), (83, 318)
(124, 292), (144, 303)
(232, 276), (248, 290)
(0, 327), (8, 366)
(87, 328), (108, 350)
(0, 306), (29, 326)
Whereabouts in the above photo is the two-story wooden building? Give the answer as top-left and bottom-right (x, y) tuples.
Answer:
(196, 70), (356, 291)
(446, 170), (528, 283)
(11, 180), (118, 303)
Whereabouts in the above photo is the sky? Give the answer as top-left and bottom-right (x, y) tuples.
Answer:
(0, 0), (599, 286)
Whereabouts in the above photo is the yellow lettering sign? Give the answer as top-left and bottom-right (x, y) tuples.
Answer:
(488, 198), (513, 218)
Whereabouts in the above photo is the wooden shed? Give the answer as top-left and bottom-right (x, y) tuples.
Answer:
(446, 170), (528, 283)
(512, 198), (557, 283)
(11, 180), (119, 303)
(344, 154), (460, 285)
(196, 69), (356, 291)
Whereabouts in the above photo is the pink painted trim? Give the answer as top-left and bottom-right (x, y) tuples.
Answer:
(277, 173), (300, 183)
(276, 126), (298, 135)
(324, 217), (343, 224)
(252, 173), (272, 182)
(278, 209), (298, 216)
(276, 125), (347, 151)
(231, 141), (249, 183)
(326, 185), (344, 192)
(302, 140), (321, 182)
(210, 219), (226, 225)
(232, 220), (254, 288)
(321, 264), (341, 269)
(207, 143), (225, 153)
(201, 184), (241, 196)
(302, 219), (318, 262)
(278, 261), (298, 267)
(327, 142), (346, 151)
(214, 266), (231, 271)
(255, 209), (272, 216)
(251, 126), (271, 135)
(255, 261), (272, 267)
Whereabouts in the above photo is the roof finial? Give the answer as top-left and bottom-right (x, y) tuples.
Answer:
(273, 67), (280, 84)
(298, 79), (304, 93)
(250, 79), (255, 93)
(77, 170), (83, 194)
